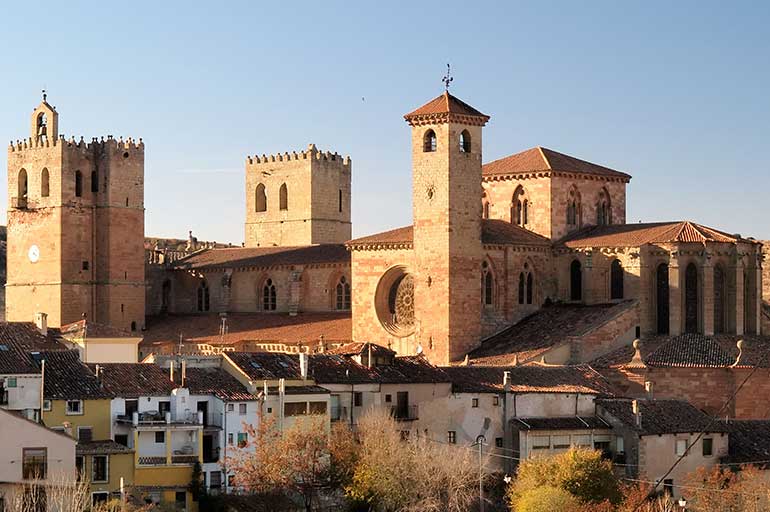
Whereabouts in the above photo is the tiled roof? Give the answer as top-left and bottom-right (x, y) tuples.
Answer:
(77, 440), (133, 455)
(372, 355), (450, 384)
(511, 416), (611, 431)
(483, 147), (631, 180)
(226, 352), (303, 381)
(597, 398), (727, 435)
(175, 367), (255, 401)
(268, 385), (330, 395)
(41, 351), (113, 400)
(721, 420), (770, 467)
(558, 221), (754, 249)
(60, 320), (138, 339)
(172, 244), (349, 271)
(404, 92), (489, 123)
(0, 322), (70, 375)
(326, 342), (396, 358)
(645, 333), (735, 368)
(468, 302), (635, 365)
(93, 363), (175, 398)
(141, 312), (352, 353)
(347, 219), (550, 248)
(444, 364), (617, 395)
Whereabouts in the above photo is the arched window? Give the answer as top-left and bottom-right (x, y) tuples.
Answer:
(597, 188), (611, 226)
(75, 171), (83, 198)
(255, 183), (267, 212)
(263, 278), (277, 311)
(459, 130), (471, 153)
(482, 261), (494, 306)
(339, 189), (343, 212)
(685, 263), (699, 333)
(41, 168), (49, 198)
(714, 264), (726, 334)
(610, 259), (624, 300)
(656, 263), (670, 334)
(18, 169), (28, 203)
(423, 129), (437, 152)
(482, 191), (489, 219)
(512, 186), (528, 227)
(130, 321), (137, 332)
(518, 273), (525, 305)
(336, 276), (351, 310)
(570, 260), (582, 301)
(36, 113), (47, 139)
(483, 201), (489, 219)
(279, 183), (288, 210)
(197, 280), (210, 312)
(91, 170), (98, 194)
(526, 272), (533, 305)
(567, 187), (581, 227)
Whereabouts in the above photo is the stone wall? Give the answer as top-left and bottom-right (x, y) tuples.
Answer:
(550, 175), (626, 241)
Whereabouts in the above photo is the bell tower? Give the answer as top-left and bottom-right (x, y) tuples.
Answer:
(405, 90), (489, 364)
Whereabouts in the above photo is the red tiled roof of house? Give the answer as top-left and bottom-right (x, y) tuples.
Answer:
(404, 92), (489, 123)
(347, 219), (550, 249)
(0, 322), (70, 375)
(173, 244), (349, 271)
(558, 221), (756, 248)
(60, 319), (139, 339)
(597, 398), (728, 435)
(326, 342), (396, 358)
(93, 363), (175, 398)
(141, 312), (352, 353)
(467, 301), (636, 365)
(175, 367), (255, 401)
(722, 420), (770, 467)
(41, 350), (113, 400)
(483, 146), (631, 180)
(225, 352), (303, 381)
(444, 364), (617, 395)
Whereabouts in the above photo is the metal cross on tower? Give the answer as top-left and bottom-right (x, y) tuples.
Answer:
(442, 63), (453, 91)
(42, 89), (47, 102)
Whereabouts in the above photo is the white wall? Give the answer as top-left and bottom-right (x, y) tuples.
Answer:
(1, 373), (41, 413)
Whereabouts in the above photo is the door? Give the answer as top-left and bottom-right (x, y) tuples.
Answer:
(396, 392), (409, 419)
(202, 434), (215, 463)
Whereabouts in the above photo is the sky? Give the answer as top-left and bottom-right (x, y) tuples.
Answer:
(0, 1), (768, 244)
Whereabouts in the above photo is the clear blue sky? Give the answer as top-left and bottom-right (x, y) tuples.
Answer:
(1, 1), (768, 243)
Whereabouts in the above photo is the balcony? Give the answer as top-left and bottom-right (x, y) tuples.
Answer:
(390, 405), (418, 421)
(117, 410), (204, 427)
(330, 406), (348, 422)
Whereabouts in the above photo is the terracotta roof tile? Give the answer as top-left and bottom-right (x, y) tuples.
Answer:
(512, 416), (610, 431)
(558, 221), (755, 249)
(645, 333), (735, 368)
(173, 244), (349, 271)
(404, 92), (489, 123)
(326, 342), (396, 358)
(226, 352), (302, 381)
(444, 364), (617, 395)
(347, 219), (550, 248)
(483, 147), (630, 180)
(94, 363), (175, 398)
(597, 398), (727, 435)
(141, 312), (352, 354)
(77, 440), (133, 455)
(722, 420), (770, 467)
(60, 319), (138, 339)
(175, 367), (255, 401)
(41, 351), (113, 400)
(0, 323), (70, 375)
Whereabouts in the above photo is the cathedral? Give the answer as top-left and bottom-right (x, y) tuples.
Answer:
(6, 91), (764, 367)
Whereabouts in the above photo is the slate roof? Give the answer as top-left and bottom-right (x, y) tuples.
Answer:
(483, 146), (630, 181)
(511, 416), (611, 431)
(468, 301), (636, 365)
(174, 367), (255, 401)
(93, 363), (175, 398)
(60, 320), (138, 339)
(347, 219), (551, 248)
(0, 322), (70, 375)
(444, 364), (616, 395)
(141, 312), (352, 354)
(77, 440), (133, 455)
(172, 244), (349, 271)
(721, 420), (770, 468)
(557, 221), (755, 249)
(597, 398), (728, 435)
(41, 350), (113, 400)
(404, 92), (489, 122)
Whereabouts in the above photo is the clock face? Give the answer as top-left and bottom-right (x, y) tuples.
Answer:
(28, 245), (40, 263)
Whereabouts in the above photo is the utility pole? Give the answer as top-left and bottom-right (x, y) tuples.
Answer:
(474, 435), (486, 512)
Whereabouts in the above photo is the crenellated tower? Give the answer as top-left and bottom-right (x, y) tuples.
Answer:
(405, 91), (489, 363)
(244, 144), (352, 247)
(6, 96), (145, 332)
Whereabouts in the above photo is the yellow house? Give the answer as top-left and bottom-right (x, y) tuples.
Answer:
(39, 351), (136, 506)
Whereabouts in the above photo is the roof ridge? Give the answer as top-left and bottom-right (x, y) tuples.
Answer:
(536, 146), (552, 170)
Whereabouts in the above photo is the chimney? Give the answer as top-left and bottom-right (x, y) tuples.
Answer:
(63, 421), (73, 437)
(644, 381), (653, 399)
(169, 360), (174, 383)
(34, 312), (48, 336)
(299, 352), (308, 380)
(95, 364), (101, 383)
(181, 359), (187, 388)
(632, 400), (642, 428)
(503, 371), (511, 392)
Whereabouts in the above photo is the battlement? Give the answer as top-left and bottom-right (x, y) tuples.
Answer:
(9, 134), (144, 154)
(246, 143), (351, 168)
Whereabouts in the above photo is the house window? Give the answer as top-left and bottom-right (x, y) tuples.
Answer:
(92, 455), (108, 483)
(262, 279), (277, 311)
(385, 394), (392, 403)
(493, 396), (499, 406)
(22, 448), (47, 479)
(552, 435), (570, 449)
(227, 433), (234, 446)
(675, 439), (688, 456)
(423, 129), (437, 152)
(78, 427), (93, 442)
(92, 492), (109, 506)
(82, 261), (89, 271)
(155, 431), (165, 444)
(7, 377), (17, 388)
(354, 392), (363, 407)
(238, 404), (247, 416)
(616, 437), (625, 453)
(336, 276), (351, 310)
(702, 438), (713, 457)
(471, 398), (479, 408)
(159, 401), (171, 415)
(114, 435), (128, 447)
(237, 433), (248, 448)
(66, 400), (83, 415)
(75, 455), (84, 481)
(447, 431), (457, 444)
(309, 401), (327, 415)
(42, 400), (51, 411)
(227, 404), (234, 412)
(532, 436), (550, 450)
(284, 402), (307, 417)
(663, 479), (674, 496)
(267, 407), (272, 414)
(495, 438), (503, 448)
(279, 183), (288, 210)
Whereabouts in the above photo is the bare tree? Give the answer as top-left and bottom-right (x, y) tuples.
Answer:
(7, 472), (89, 512)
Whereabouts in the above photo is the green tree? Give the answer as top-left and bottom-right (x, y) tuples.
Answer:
(515, 486), (580, 512)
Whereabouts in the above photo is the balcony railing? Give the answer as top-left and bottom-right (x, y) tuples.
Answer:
(137, 455), (199, 466)
(172, 455), (199, 464)
(116, 411), (204, 427)
(330, 406), (348, 422)
(390, 405), (418, 421)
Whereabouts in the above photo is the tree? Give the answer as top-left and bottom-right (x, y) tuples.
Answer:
(515, 486), (580, 512)
(189, 461), (205, 502)
(508, 448), (622, 509)
(227, 415), (330, 512)
(328, 421), (359, 488)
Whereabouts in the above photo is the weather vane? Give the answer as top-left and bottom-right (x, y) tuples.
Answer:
(42, 88), (47, 102)
(442, 63), (453, 91)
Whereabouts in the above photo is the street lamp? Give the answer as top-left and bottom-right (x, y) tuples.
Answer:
(678, 497), (687, 511)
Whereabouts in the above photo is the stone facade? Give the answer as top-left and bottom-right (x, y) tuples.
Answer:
(6, 98), (145, 332)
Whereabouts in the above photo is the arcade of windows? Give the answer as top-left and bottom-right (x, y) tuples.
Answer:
(422, 129), (472, 153)
(482, 261), (537, 308)
(255, 182), (290, 213)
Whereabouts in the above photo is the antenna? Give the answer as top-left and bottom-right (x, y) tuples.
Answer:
(442, 64), (453, 91)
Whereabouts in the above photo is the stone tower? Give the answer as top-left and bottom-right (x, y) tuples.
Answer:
(244, 144), (351, 247)
(405, 92), (489, 364)
(6, 96), (145, 332)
